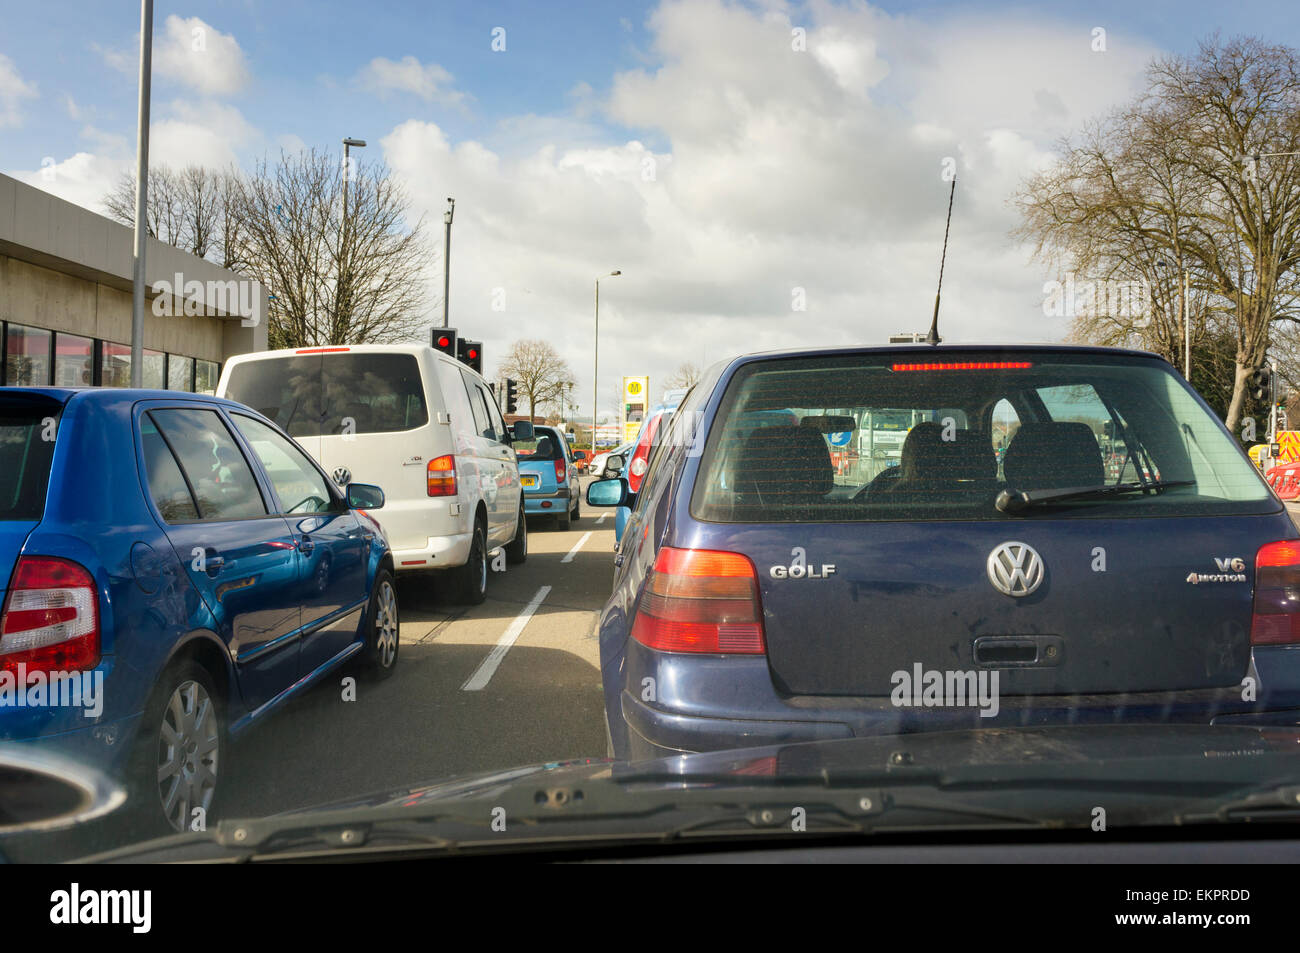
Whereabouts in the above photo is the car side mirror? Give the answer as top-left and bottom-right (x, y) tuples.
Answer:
(586, 478), (629, 507)
(604, 453), (625, 475)
(511, 421), (535, 441)
(346, 483), (385, 510)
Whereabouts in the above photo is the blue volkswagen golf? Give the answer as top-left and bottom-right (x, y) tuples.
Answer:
(587, 345), (1300, 761)
(0, 387), (398, 832)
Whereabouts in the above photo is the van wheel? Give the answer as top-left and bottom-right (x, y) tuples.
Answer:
(453, 521), (488, 605)
(130, 660), (225, 836)
(505, 503), (527, 565)
(361, 570), (399, 679)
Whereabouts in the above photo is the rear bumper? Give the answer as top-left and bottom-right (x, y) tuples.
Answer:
(391, 531), (473, 570)
(616, 640), (1300, 761)
(523, 486), (571, 513)
(5, 712), (143, 782)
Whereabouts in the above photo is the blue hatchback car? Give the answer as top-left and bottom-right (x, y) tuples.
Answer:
(516, 425), (581, 530)
(0, 387), (398, 831)
(587, 345), (1300, 761)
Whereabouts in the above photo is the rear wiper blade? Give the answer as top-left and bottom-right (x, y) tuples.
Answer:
(996, 480), (1195, 513)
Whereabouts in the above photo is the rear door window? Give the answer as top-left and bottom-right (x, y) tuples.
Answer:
(692, 353), (1274, 522)
(149, 408), (268, 521)
(140, 416), (200, 522)
(0, 404), (59, 520)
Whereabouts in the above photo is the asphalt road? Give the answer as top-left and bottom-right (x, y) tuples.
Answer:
(8, 486), (615, 861)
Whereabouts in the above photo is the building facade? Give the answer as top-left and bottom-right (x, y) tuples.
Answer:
(0, 172), (266, 392)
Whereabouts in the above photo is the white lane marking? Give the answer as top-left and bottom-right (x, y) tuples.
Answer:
(562, 531), (593, 563)
(596, 513), (607, 524)
(461, 585), (552, 692)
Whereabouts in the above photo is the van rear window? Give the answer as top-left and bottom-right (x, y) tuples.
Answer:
(223, 353), (428, 437)
(690, 352), (1276, 523)
(0, 405), (58, 521)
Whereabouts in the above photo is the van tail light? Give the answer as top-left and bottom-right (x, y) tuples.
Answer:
(427, 454), (457, 497)
(1252, 541), (1300, 645)
(554, 458), (567, 483)
(0, 557), (101, 674)
(630, 547), (765, 654)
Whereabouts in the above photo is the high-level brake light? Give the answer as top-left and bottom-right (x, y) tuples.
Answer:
(891, 361), (1034, 372)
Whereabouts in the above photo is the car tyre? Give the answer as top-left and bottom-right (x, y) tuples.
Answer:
(452, 520), (489, 605)
(130, 659), (225, 837)
(557, 504), (572, 531)
(505, 502), (528, 565)
(571, 489), (581, 522)
(360, 569), (399, 679)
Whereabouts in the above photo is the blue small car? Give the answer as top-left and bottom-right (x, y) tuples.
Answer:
(0, 387), (398, 832)
(587, 345), (1300, 761)
(516, 425), (580, 530)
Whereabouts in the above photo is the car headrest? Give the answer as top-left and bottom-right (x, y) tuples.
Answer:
(534, 436), (554, 457)
(896, 422), (996, 484)
(1003, 421), (1104, 490)
(732, 425), (834, 502)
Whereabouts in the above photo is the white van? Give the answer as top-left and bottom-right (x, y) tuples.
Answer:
(216, 344), (528, 604)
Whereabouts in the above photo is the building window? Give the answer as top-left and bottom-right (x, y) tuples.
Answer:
(167, 355), (195, 392)
(54, 333), (93, 387)
(102, 343), (165, 388)
(4, 324), (52, 386)
(195, 359), (219, 395)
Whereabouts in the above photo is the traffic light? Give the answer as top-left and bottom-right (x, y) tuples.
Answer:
(505, 378), (519, 415)
(432, 327), (458, 357)
(1251, 367), (1271, 401)
(457, 339), (483, 374)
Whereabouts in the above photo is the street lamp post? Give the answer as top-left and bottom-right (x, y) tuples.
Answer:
(341, 138), (366, 338)
(129, 0), (154, 387)
(593, 270), (621, 450)
(443, 198), (455, 328)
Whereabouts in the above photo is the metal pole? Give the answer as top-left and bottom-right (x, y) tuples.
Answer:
(130, 0), (154, 388)
(443, 198), (455, 328)
(593, 279), (599, 449)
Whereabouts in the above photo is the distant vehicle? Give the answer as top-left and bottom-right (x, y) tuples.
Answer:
(615, 395), (685, 542)
(590, 440), (635, 478)
(218, 344), (531, 604)
(0, 387), (397, 833)
(515, 425), (581, 529)
(571, 449), (589, 473)
(586, 345), (1299, 761)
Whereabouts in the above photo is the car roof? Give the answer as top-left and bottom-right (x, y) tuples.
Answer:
(721, 342), (1164, 365)
(0, 386), (246, 411)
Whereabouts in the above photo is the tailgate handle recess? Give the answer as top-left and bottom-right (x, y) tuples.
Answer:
(972, 636), (1063, 667)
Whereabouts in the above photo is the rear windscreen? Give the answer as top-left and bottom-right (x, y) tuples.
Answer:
(690, 353), (1276, 523)
(514, 429), (563, 459)
(223, 353), (428, 437)
(0, 405), (59, 520)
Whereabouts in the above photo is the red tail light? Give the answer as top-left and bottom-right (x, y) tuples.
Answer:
(554, 458), (567, 483)
(627, 415), (664, 493)
(428, 454), (457, 497)
(1252, 541), (1300, 645)
(0, 557), (101, 674)
(630, 547), (765, 654)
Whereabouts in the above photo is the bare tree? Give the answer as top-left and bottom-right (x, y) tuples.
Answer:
(237, 148), (433, 348)
(104, 164), (246, 270)
(665, 361), (703, 390)
(1014, 35), (1300, 430)
(500, 339), (574, 420)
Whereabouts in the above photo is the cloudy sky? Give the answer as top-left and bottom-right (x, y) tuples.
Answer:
(3, 0), (1297, 414)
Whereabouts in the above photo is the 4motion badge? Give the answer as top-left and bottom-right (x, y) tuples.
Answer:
(1187, 557), (1247, 585)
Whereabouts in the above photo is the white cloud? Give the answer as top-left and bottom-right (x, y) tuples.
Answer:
(379, 0), (1161, 403)
(0, 54), (38, 127)
(150, 100), (257, 168)
(155, 16), (251, 96)
(357, 56), (464, 107)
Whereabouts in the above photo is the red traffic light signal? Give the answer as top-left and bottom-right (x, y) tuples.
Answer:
(432, 328), (459, 357)
(457, 339), (483, 374)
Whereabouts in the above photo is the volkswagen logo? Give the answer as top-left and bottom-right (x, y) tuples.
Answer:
(331, 467), (351, 486)
(987, 541), (1044, 597)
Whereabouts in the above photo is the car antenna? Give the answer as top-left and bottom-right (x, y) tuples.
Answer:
(927, 176), (957, 346)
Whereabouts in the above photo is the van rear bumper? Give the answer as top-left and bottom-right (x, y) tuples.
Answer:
(391, 532), (473, 570)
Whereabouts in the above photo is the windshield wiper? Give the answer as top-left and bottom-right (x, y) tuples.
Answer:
(996, 480), (1196, 513)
